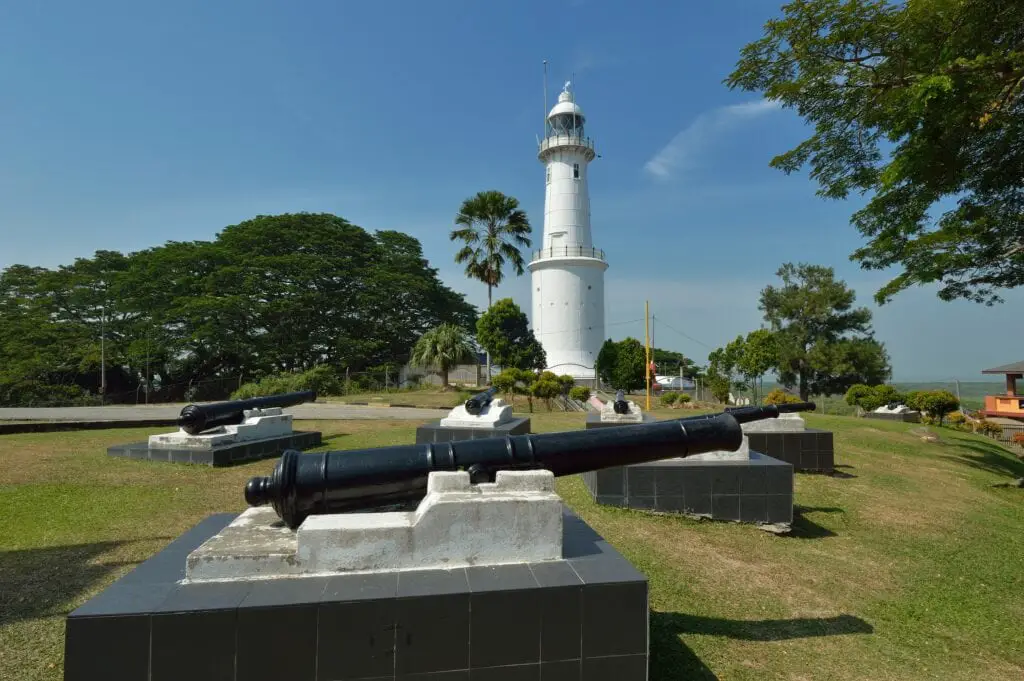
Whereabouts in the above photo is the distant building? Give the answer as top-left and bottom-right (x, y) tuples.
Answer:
(980, 361), (1024, 421)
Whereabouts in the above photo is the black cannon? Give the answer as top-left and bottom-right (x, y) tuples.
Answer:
(464, 386), (499, 416)
(177, 390), (316, 435)
(613, 389), (630, 415)
(245, 402), (815, 529)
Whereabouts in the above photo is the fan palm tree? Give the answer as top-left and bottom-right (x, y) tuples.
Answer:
(409, 323), (476, 390)
(450, 190), (532, 380)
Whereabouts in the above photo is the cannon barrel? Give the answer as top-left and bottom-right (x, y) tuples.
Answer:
(722, 402), (815, 424)
(613, 389), (630, 415)
(177, 390), (316, 435)
(464, 386), (499, 416)
(244, 402), (814, 529)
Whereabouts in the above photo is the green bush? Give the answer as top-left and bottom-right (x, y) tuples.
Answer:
(660, 391), (680, 407)
(230, 366), (340, 400)
(764, 388), (802, 405)
(975, 419), (1003, 437)
(844, 383), (904, 411)
(676, 392), (692, 405)
(531, 377), (563, 411)
(569, 386), (591, 402)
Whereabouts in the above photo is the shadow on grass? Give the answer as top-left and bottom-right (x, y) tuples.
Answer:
(941, 437), (1024, 480)
(319, 432), (351, 447)
(786, 506), (840, 539)
(0, 539), (167, 626)
(650, 612), (872, 679)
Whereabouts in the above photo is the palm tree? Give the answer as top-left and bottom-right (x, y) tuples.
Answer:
(410, 324), (476, 390)
(450, 190), (532, 380)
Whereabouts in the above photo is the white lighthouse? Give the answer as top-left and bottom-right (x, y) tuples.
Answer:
(529, 81), (608, 382)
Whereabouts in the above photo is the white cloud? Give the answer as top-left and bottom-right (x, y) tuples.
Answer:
(643, 99), (782, 180)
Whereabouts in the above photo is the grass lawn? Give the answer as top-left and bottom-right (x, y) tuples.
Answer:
(1, 413), (1023, 680)
(322, 390), (470, 408)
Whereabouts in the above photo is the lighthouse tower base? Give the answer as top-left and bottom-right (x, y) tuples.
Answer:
(529, 252), (607, 381)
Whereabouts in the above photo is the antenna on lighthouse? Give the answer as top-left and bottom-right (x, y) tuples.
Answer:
(543, 60), (549, 136)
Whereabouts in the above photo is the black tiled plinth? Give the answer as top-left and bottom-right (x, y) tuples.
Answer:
(584, 413), (658, 429)
(582, 452), (794, 526)
(106, 430), (322, 467)
(65, 507), (648, 681)
(415, 417), (531, 444)
(745, 428), (834, 473)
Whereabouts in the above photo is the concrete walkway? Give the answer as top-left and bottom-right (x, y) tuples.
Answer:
(0, 403), (445, 423)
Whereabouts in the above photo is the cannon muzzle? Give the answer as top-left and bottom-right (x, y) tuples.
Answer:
(245, 401), (814, 529)
(613, 389), (630, 414)
(177, 389), (316, 435)
(464, 386), (499, 416)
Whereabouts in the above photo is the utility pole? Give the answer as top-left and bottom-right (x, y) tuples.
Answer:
(644, 300), (651, 411)
(100, 304), (106, 403)
(145, 331), (150, 406)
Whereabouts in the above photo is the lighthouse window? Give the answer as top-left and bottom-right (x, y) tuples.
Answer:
(573, 163), (580, 179)
(546, 167), (551, 184)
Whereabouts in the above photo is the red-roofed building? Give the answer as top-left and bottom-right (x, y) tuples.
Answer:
(981, 361), (1024, 421)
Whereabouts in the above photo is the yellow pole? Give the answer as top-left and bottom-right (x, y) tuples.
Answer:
(645, 300), (651, 410)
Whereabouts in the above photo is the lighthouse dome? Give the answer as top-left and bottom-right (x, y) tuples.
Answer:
(547, 84), (585, 120)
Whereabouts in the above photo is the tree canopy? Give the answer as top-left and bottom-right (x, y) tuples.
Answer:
(409, 324), (476, 389)
(728, 0), (1024, 305)
(595, 338), (647, 392)
(760, 262), (891, 400)
(475, 298), (546, 372)
(0, 213), (477, 406)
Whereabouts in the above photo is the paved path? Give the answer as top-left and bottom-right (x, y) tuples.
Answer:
(0, 403), (444, 423)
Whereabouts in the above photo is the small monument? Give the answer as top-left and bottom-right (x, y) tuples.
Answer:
(415, 385), (531, 443)
(107, 390), (321, 466)
(585, 389), (657, 429)
(865, 402), (922, 423)
(582, 403), (815, 530)
(737, 403), (835, 473)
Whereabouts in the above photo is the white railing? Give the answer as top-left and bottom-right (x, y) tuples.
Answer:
(532, 245), (606, 261)
(538, 135), (595, 154)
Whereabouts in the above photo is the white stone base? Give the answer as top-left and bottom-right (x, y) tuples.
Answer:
(688, 434), (751, 461)
(185, 469), (564, 582)
(439, 399), (514, 429)
(742, 412), (805, 433)
(600, 399), (644, 423)
(149, 408), (293, 450)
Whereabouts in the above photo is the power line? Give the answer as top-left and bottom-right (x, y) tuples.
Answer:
(652, 315), (715, 351)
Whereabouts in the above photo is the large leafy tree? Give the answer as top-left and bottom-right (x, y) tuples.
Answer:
(0, 213), (478, 406)
(760, 263), (891, 400)
(736, 329), (779, 403)
(475, 298), (546, 372)
(595, 338), (646, 392)
(728, 0), (1024, 305)
(409, 324), (476, 389)
(450, 190), (532, 378)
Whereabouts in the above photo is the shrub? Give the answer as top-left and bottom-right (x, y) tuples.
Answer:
(916, 389), (961, 425)
(569, 386), (590, 402)
(947, 411), (966, 426)
(231, 366), (341, 400)
(660, 391), (679, 407)
(557, 374), (576, 393)
(975, 419), (1004, 437)
(764, 388), (802, 405)
(844, 383), (904, 411)
(531, 376), (562, 411)
(676, 392), (692, 405)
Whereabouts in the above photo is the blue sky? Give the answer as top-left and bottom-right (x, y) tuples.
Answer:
(1, 0), (1019, 381)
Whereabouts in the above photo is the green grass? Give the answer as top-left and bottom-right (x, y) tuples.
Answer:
(322, 390), (470, 408)
(1, 414), (1023, 680)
